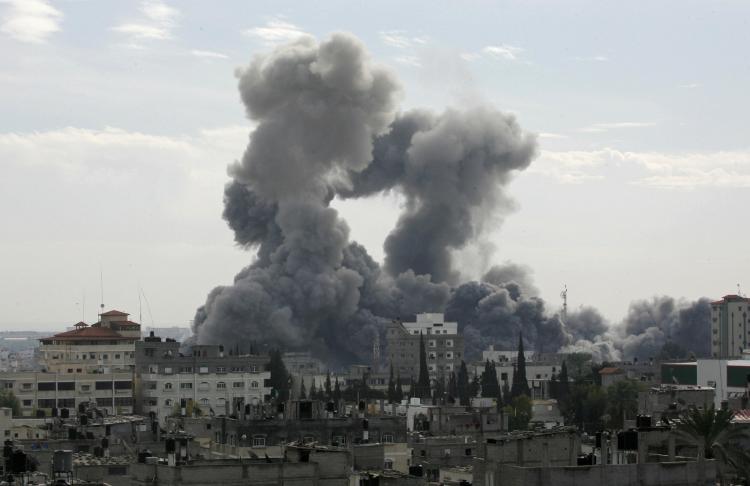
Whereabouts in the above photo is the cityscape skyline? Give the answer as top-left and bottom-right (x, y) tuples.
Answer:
(2, 1), (749, 332)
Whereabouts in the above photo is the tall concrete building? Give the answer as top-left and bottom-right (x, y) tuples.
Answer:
(135, 335), (271, 423)
(386, 313), (464, 380)
(711, 294), (750, 358)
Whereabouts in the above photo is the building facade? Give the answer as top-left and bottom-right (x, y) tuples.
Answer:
(711, 294), (750, 358)
(0, 371), (134, 416)
(135, 336), (271, 423)
(38, 310), (141, 374)
(386, 314), (465, 380)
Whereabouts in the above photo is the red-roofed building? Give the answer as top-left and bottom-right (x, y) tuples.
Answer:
(599, 366), (626, 387)
(38, 310), (141, 374)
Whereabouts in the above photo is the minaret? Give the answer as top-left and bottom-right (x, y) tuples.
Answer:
(560, 285), (568, 325)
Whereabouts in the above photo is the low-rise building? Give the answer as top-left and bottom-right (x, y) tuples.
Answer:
(638, 385), (715, 422)
(661, 359), (750, 408)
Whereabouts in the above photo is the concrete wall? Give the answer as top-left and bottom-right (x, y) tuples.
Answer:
(474, 460), (716, 486)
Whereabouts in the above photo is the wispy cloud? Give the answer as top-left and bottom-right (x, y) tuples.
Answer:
(0, 0), (62, 44)
(482, 44), (524, 61)
(534, 148), (750, 188)
(243, 18), (308, 44)
(379, 30), (428, 49)
(394, 55), (421, 67)
(113, 0), (178, 44)
(579, 121), (656, 133)
(191, 49), (228, 60)
(570, 55), (609, 62)
(538, 132), (568, 140)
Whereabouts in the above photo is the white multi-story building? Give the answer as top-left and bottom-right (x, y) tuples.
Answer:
(387, 314), (465, 380)
(710, 294), (750, 358)
(135, 336), (271, 424)
(38, 310), (141, 373)
(0, 371), (135, 417)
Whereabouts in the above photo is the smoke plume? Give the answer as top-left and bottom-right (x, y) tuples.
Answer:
(193, 33), (711, 366)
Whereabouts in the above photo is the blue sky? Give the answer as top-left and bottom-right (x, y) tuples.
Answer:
(1, 0), (749, 329)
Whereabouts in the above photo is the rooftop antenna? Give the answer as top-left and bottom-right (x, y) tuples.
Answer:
(738, 283), (744, 298)
(82, 293), (86, 322)
(99, 265), (105, 315)
(560, 284), (568, 325)
(138, 285), (143, 324)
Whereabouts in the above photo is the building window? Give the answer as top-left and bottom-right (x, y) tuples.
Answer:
(38, 399), (56, 408)
(446, 352), (453, 359)
(38, 382), (55, 391)
(115, 354), (121, 359)
(217, 382), (226, 390)
(384, 459), (394, 470)
(216, 367), (226, 373)
(57, 382), (75, 391)
(114, 381), (132, 390)
(145, 348), (155, 357)
(200, 398), (210, 406)
(22, 400), (32, 407)
(114, 397), (133, 406)
(428, 340), (436, 347)
(163, 367), (173, 375)
(252, 436), (266, 448)
(180, 383), (192, 390)
(165, 399), (173, 407)
(147, 382), (157, 390)
(199, 366), (209, 374)
(382, 433), (394, 443)
(180, 367), (193, 374)
(164, 383), (173, 390)
(233, 382), (244, 389)
(251, 381), (259, 388)
(445, 340), (453, 347)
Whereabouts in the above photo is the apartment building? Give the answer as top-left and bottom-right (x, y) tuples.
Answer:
(710, 294), (750, 358)
(386, 313), (465, 380)
(135, 335), (271, 423)
(38, 310), (141, 373)
(0, 371), (135, 417)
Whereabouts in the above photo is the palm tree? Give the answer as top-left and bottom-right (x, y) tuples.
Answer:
(677, 406), (750, 484)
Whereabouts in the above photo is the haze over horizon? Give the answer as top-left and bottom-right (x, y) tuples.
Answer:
(1, 0), (749, 335)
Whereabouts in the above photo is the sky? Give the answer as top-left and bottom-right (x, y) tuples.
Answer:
(1, 0), (749, 331)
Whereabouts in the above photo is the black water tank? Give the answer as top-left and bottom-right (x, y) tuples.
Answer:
(165, 438), (176, 453)
(60, 408), (69, 419)
(636, 415), (652, 428)
(617, 430), (638, 451)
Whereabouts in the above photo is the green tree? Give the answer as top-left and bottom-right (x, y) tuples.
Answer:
(481, 360), (499, 398)
(325, 371), (332, 400)
(511, 334), (531, 399)
(505, 394), (532, 431)
(677, 406), (750, 484)
(469, 373), (480, 400)
(557, 361), (570, 402)
(387, 363), (397, 403)
(457, 361), (470, 406)
(309, 379), (318, 400)
(447, 372), (457, 404)
(266, 349), (290, 401)
(414, 332), (431, 399)
(395, 373), (404, 403)
(333, 378), (342, 403)
(605, 379), (642, 428)
(299, 378), (307, 399)
(0, 390), (20, 416)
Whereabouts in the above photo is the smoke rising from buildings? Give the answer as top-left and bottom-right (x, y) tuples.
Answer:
(192, 33), (711, 366)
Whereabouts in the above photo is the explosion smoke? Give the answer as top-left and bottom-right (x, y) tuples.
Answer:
(193, 33), (711, 366)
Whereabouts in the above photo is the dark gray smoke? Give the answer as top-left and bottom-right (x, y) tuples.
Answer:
(193, 33), (711, 366)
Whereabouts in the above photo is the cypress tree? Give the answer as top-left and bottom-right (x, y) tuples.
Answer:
(395, 373), (404, 403)
(310, 379), (318, 400)
(325, 371), (332, 400)
(511, 333), (531, 398)
(387, 363), (397, 403)
(558, 360), (570, 402)
(481, 360), (499, 398)
(457, 361), (470, 406)
(415, 332), (431, 399)
(448, 372), (458, 403)
(299, 378), (307, 399)
(266, 349), (290, 401)
(333, 378), (342, 403)
(469, 373), (480, 400)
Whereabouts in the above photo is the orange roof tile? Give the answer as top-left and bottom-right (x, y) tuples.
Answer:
(40, 326), (133, 342)
(599, 367), (624, 375)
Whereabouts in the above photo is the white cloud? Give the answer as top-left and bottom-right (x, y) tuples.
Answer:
(482, 44), (524, 61)
(243, 18), (308, 44)
(394, 55), (421, 67)
(571, 55), (609, 62)
(0, 0), (62, 44)
(460, 52), (481, 62)
(533, 147), (750, 188)
(191, 49), (228, 60)
(113, 0), (178, 43)
(579, 121), (656, 133)
(678, 83), (701, 89)
(538, 132), (568, 140)
(379, 30), (428, 49)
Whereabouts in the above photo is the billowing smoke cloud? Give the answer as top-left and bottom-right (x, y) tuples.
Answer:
(193, 33), (711, 366)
